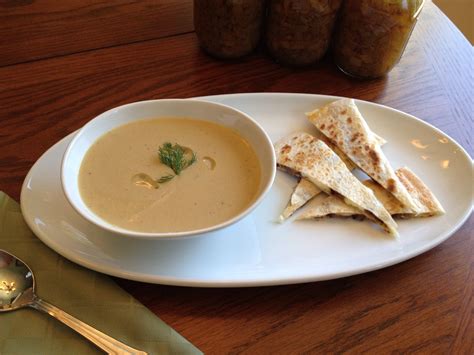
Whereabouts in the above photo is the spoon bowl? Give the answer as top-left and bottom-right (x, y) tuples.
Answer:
(0, 249), (146, 354)
(0, 250), (33, 311)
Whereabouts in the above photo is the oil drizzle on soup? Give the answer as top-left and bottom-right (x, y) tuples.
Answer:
(79, 118), (261, 233)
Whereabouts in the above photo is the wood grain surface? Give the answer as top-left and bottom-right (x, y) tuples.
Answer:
(0, 0), (193, 66)
(0, 1), (472, 353)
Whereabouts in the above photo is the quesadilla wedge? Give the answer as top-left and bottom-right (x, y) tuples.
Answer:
(316, 128), (387, 170)
(395, 167), (444, 216)
(364, 167), (444, 217)
(278, 132), (356, 222)
(275, 132), (398, 235)
(316, 132), (357, 171)
(306, 98), (420, 213)
(297, 193), (365, 220)
(280, 178), (322, 221)
(299, 167), (445, 220)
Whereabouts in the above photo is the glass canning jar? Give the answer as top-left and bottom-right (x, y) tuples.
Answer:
(333, 0), (424, 79)
(266, 0), (343, 66)
(194, 0), (266, 59)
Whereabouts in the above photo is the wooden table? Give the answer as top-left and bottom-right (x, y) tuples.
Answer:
(1, 1), (472, 353)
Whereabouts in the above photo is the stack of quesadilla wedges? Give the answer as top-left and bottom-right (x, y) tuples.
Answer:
(275, 98), (444, 237)
(275, 132), (398, 236)
(280, 129), (387, 221)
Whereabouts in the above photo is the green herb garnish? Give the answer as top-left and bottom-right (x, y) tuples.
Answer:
(158, 142), (196, 175)
(157, 174), (175, 183)
(131, 143), (196, 189)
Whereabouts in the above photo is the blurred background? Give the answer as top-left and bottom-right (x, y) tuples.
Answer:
(434, 0), (473, 43)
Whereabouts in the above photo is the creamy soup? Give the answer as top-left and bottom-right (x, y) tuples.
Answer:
(79, 118), (261, 233)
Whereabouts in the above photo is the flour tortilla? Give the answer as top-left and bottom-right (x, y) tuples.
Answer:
(301, 167), (445, 219)
(280, 178), (322, 221)
(314, 130), (357, 171)
(364, 167), (444, 217)
(297, 194), (365, 220)
(395, 167), (444, 216)
(275, 132), (397, 235)
(306, 98), (420, 213)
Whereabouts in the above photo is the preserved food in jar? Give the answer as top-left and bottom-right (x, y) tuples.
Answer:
(194, 0), (265, 59)
(266, 0), (343, 66)
(333, 0), (424, 78)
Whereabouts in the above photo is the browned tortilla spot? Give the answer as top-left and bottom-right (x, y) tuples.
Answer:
(368, 149), (380, 165)
(347, 116), (352, 123)
(364, 145), (370, 151)
(387, 178), (396, 193)
(320, 123), (325, 130)
(342, 109), (347, 115)
(295, 151), (305, 164)
(351, 133), (360, 142)
(281, 144), (291, 154)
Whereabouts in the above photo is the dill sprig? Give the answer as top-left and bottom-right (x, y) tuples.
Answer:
(157, 174), (175, 183)
(158, 142), (196, 175)
(132, 144), (195, 190)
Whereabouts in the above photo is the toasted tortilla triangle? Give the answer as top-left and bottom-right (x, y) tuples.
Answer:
(313, 130), (357, 171)
(297, 194), (365, 220)
(306, 98), (420, 213)
(395, 167), (444, 215)
(362, 180), (405, 215)
(301, 167), (445, 219)
(311, 122), (386, 145)
(369, 167), (444, 217)
(275, 132), (397, 235)
(280, 178), (322, 221)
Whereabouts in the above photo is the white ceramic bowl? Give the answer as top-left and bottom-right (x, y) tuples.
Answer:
(61, 99), (276, 239)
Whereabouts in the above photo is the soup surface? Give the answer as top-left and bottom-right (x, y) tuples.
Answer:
(79, 118), (261, 233)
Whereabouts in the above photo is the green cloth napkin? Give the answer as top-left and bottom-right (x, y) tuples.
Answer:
(0, 192), (202, 355)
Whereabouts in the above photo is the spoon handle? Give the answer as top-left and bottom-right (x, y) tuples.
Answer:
(30, 297), (147, 355)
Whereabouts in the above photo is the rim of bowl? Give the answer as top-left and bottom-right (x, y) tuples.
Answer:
(61, 99), (276, 239)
